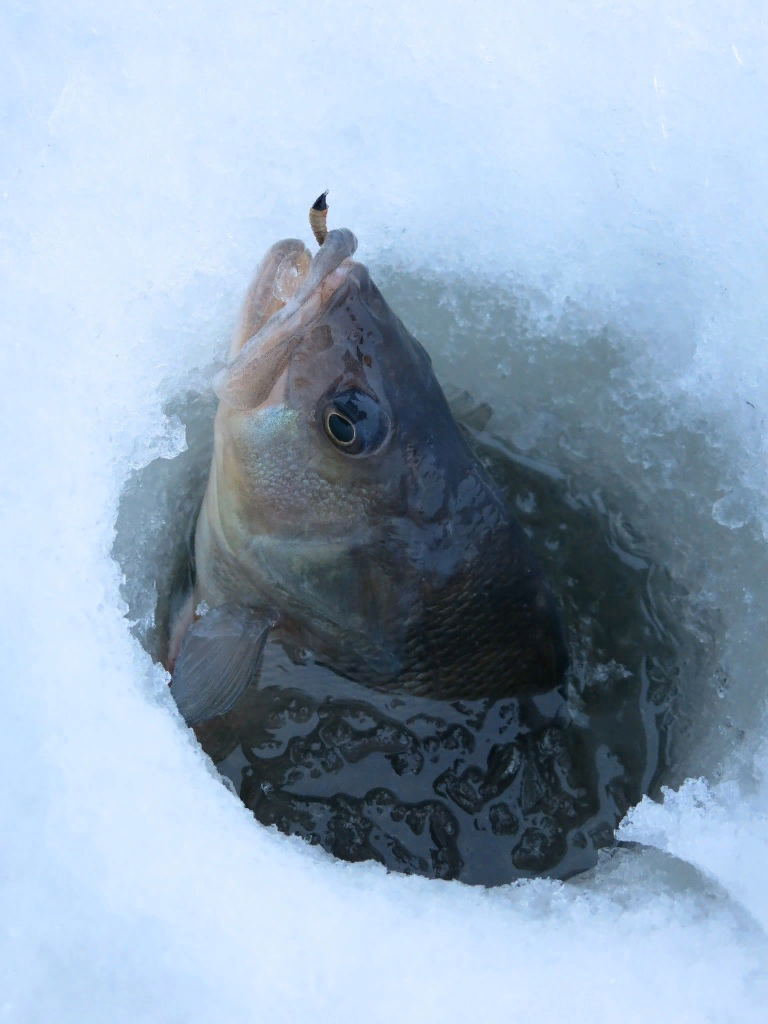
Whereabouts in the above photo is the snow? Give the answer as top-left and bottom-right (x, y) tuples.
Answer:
(2, 0), (768, 1019)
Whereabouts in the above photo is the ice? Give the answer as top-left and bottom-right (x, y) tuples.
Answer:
(3, 0), (768, 1020)
(619, 753), (768, 932)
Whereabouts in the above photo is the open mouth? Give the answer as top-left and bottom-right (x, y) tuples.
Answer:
(214, 230), (358, 412)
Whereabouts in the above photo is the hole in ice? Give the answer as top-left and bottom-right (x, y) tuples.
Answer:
(113, 268), (723, 886)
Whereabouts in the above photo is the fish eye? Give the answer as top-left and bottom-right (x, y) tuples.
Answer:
(321, 388), (389, 456)
(326, 412), (355, 445)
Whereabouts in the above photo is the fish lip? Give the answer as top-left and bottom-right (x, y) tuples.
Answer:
(292, 227), (358, 309)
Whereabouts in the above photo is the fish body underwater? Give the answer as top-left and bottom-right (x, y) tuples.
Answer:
(169, 223), (568, 724)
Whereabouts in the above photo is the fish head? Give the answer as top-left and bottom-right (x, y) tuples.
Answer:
(211, 230), (473, 540)
(195, 229), (567, 697)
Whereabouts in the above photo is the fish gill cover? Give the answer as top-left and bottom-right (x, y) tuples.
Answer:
(2, 1), (768, 1021)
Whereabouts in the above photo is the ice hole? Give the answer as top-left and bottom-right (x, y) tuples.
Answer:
(113, 267), (737, 885)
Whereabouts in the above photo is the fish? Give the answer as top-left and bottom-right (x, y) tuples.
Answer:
(168, 206), (568, 725)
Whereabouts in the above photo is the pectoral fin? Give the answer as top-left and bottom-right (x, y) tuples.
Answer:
(170, 605), (272, 725)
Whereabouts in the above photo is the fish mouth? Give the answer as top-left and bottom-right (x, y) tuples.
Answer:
(214, 229), (358, 411)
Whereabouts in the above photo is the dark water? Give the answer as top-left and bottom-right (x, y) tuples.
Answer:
(114, 384), (714, 886)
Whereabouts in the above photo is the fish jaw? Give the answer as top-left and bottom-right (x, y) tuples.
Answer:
(215, 230), (357, 412)
(229, 238), (322, 357)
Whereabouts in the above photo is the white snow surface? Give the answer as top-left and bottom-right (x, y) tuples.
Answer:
(3, 1), (768, 1020)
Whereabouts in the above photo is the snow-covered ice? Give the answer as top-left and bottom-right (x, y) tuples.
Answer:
(3, 1), (768, 1019)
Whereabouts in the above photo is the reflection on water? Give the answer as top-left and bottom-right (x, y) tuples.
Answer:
(203, 666), (588, 884)
(215, 679), (589, 880)
(114, 378), (716, 886)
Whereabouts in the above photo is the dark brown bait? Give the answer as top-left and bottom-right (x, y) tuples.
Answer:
(309, 190), (329, 246)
